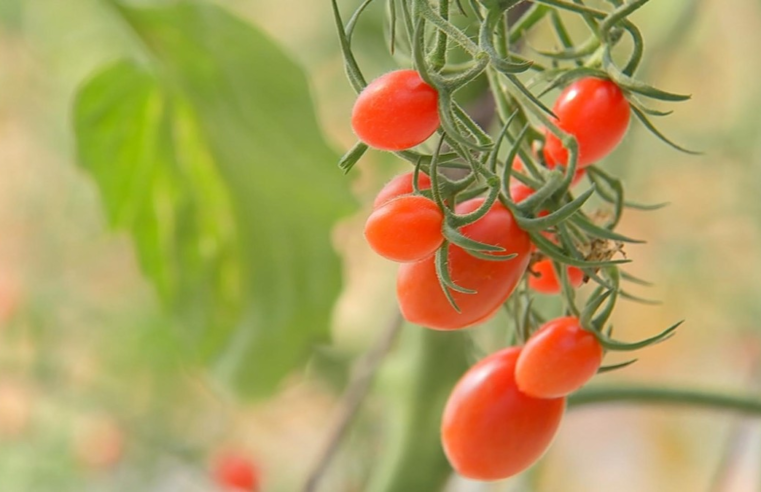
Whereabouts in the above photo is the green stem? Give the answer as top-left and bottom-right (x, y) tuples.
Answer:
(368, 328), (470, 492)
(569, 385), (761, 415)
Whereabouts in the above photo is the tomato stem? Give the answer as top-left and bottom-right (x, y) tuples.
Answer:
(569, 385), (761, 416)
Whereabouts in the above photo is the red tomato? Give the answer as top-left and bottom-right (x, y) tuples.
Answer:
(373, 171), (432, 209)
(213, 452), (260, 491)
(365, 195), (444, 262)
(527, 259), (584, 294)
(396, 198), (531, 330)
(543, 77), (630, 168)
(516, 316), (604, 398)
(509, 182), (538, 206)
(442, 346), (566, 481)
(352, 70), (440, 151)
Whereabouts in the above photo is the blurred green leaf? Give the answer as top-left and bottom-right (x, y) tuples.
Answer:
(74, 1), (355, 398)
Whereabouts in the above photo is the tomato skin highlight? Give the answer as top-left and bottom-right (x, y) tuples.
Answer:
(516, 316), (604, 399)
(527, 259), (584, 295)
(396, 198), (531, 330)
(543, 77), (630, 168)
(373, 171), (432, 209)
(365, 195), (444, 262)
(442, 346), (566, 481)
(352, 70), (440, 151)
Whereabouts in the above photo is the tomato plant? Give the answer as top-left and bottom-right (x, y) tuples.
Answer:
(364, 195), (444, 262)
(373, 171), (432, 208)
(527, 259), (585, 295)
(543, 77), (631, 168)
(442, 346), (566, 481)
(351, 70), (440, 151)
(396, 198), (531, 330)
(213, 452), (260, 492)
(516, 316), (604, 399)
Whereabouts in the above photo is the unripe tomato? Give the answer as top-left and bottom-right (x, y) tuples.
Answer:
(352, 70), (440, 151)
(442, 346), (566, 481)
(213, 452), (260, 491)
(516, 316), (604, 398)
(373, 171), (432, 209)
(527, 259), (584, 294)
(364, 195), (444, 262)
(543, 77), (630, 168)
(396, 198), (531, 330)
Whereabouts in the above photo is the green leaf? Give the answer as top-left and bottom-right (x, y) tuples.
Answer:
(75, 1), (356, 398)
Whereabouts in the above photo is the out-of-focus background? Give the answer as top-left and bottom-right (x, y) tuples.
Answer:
(1, 0), (761, 491)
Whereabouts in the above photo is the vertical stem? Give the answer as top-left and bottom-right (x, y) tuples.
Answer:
(303, 312), (405, 492)
(431, 0), (449, 71)
(367, 328), (470, 492)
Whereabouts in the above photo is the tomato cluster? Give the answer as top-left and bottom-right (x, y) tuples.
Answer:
(353, 74), (632, 480)
(443, 317), (603, 481)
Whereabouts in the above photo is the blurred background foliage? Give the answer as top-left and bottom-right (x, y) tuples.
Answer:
(1, 0), (761, 491)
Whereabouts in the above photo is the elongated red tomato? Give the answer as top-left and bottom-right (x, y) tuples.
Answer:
(543, 77), (630, 168)
(516, 316), (603, 399)
(396, 198), (531, 330)
(442, 346), (566, 481)
(352, 70), (440, 151)
(373, 171), (432, 209)
(365, 195), (444, 262)
(527, 259), (584, 294)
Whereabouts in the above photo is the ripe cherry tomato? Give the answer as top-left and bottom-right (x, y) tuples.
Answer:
(396, 198), (531, 330)
(442, 346), (566, 481)
(527, 259), (584, 294)
(516, 316), (604, 399)
(543, 77), (630, 168)
(365, 195), (444, 262)
(213, 452), (260, 491)
(352, 70), (440, 151)
(373, 171), (432, 209)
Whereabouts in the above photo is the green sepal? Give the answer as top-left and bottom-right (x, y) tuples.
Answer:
(330, 0), (367, 93)
(630, 105), (702, 155)
(339, 141), (369, 173)
(597, 359), (638, 373)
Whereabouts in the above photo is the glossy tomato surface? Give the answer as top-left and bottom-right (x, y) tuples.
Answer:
(527, 259), (584, 294)
(396, 198), (531, 330)
(352, 70), (440, 151)
(373, 171), (432, 209)
(516, 316), (604, 398)
(442, 346), (566, 481)
(543, 77), (630, 168)
(365, 195), (444, 262)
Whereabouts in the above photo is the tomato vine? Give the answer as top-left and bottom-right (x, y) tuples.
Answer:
(327, 0), (705, 487)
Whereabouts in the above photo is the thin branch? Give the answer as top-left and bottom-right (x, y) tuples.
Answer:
(569, 385), (761, 416)
(303, 311), (405, 492)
